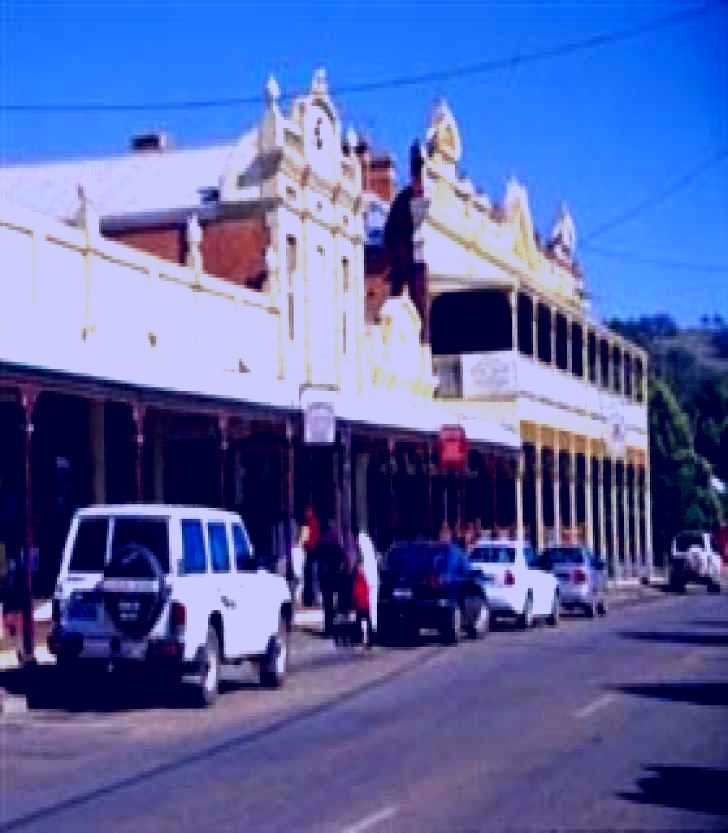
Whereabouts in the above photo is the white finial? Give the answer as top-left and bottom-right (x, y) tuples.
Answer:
(550, 201), (576, 261)
(265, 74), (281, 106)
(186, 213), (203, 275)
(76, 183), (100, 239)
(311, 67), (328, 95)
(345, 126), (358, 152)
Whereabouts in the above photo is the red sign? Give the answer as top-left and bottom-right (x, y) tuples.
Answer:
(438, 425), (468, 470)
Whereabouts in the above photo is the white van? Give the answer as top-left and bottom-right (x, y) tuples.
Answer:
(49, 505), (292, 706)
(669, 531), (722, 593)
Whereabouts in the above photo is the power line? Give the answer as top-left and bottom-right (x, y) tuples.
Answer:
(0, 2), (717, 114)
(581, 147), (728, 243)
(581, 244), (728, 273)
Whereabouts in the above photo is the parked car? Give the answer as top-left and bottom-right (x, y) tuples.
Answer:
(49, 505), (292, 706)
(669, 531), (722, 593)
(538, 546), (608, 617)
(378, 541), (490, 644)
(469, 539), (559, 629)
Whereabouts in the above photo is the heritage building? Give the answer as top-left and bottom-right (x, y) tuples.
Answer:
(0, 69), (650, 620)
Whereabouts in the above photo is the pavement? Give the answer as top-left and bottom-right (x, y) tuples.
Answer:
(1, 581), (725, 832)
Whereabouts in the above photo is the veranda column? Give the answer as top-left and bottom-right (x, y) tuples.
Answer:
(89, 399), (106, 504)
(515, 451), (524, 543)
(532, 298), (538, 360)
(632, 461), (641, 575)
(509, 290), (518, 351)
(341, 424), (353, 548)
(553, 435), (561, 545)
(644, 461), (654, 579)
(20, 386), (38, 661)
(611, 456), (619, 578)
(566, 319), (573, 374)
(569, 436), (577, 543)
(597, 456), (607, 561)
(535, 433), (544, 551)
(623, 460), (632, 577)
(218, 414), (229, 507)
(131, 403), (146, 503)
(585, 441), (594, 552)
(550, 307), (557, 366)
(285, 418), (295, 581)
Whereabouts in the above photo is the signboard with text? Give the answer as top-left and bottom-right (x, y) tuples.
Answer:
(304, 402), (336, 445)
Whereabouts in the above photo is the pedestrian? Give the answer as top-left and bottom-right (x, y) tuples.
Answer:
(302, 504), (320, 607)
(357, 530), (380, 635)
(317, 521), (346, 637)
(290, 522), (308, 607)
(351, 556), (373, 648)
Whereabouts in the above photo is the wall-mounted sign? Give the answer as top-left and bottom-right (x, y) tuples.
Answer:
(304, 402), (336, 445)
(604, 411), (626, 457)
(438, 424), (468, 470)
(461, 353), (516, 399)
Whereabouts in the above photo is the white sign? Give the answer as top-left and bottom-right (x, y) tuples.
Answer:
(461, 353), (516, 398)
(304, 402), (336, 445)
(604, 411), (626, 456)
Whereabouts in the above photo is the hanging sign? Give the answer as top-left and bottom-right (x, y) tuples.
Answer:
(438, 424), (468, 470)
(304, 402), (336, 445)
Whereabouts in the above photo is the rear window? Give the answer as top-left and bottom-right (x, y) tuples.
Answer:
(208, 522), (231, 573)
(111, 517), (170, 573)
(674, 533), (704, 552)
(385, 544), (454, 578)
(181, 520), (207, 574)
(470, 545), (515, 565)
(542, 548), (585, 566)
(232, 524), (253, 571)
(69, 517), (108, 572)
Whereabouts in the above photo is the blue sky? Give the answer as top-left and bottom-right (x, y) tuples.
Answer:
(0, 0), (726, 325)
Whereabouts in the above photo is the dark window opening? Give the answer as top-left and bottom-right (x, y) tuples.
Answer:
(572, 324), (584, 378)
(517, 293), (534, 356)
(588, 332), (597, 384)
(634, 358), (644, 402)
(555, 314), (568, 371)
(599, 339), (610, 389)
(112, 517), (170, 573)
(613, 346), (622, 394)
(431, 290), (511, 355)
(624, 353), (632, 398)
(69, 518), (108, 573)
(537, 304), (552, 363)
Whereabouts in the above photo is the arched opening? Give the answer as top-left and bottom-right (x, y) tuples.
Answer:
(430, 290), (511, 355)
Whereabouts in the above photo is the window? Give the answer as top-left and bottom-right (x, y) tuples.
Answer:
(288, 292), (295, 341)
(181, 520), (207, 574)
(470, 546), (516, 565)
(555, 314), (568, 371)
(208, 522), (231, 573)
(111, 517), (169, 573)
(286, 236), (297, 342)
(69, 518), (108, 572)
(524, 546), (538, 568)
(588, 332), (597, 383)
(517, 293), (534, 356)
(232, 524), (254, 571)
(285, 236), (297, 274)
(571, 324), (584, 378)
(537, 304), (552, 363)
(342, 258), (350, 293)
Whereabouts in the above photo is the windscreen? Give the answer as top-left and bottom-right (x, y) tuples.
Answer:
(385, 544), (452, 578)
(111, 517), (170, 573)
(68, 517), (109, 572)
(470, 545), (516, 565)
(542, 548), (585, 566)
(674, 533), (703, 552)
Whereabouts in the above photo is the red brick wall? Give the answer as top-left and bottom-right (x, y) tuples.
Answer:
(108, 216), (269, 290)
(108, 226), (185, 264)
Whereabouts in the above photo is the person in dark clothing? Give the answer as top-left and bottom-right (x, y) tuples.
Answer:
(316, 521), (346, 637)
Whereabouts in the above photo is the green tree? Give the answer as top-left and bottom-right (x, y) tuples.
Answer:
(649, 379), (723, 563)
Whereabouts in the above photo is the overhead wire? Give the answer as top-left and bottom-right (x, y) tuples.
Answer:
(0, 2), (718, 114)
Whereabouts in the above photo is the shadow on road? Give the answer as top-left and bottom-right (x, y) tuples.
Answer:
(687, 620), (728, 629)
(619, 765), (728, 816)
(619, 630), (728, 648)
(615, 681), (728, 707)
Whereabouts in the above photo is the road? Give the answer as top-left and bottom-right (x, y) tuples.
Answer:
(1, 588), (726, 832)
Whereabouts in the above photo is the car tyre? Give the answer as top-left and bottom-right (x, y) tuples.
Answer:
(708, 580), (721, 594)
(441, 605), (462, 645)
(465, 598), (489, 639)
(547, 593), (560, 627)
(194, 625), (221, 708)
(259, 615), (289, 688)
(517, 592), (534, 630)
(596, 597), (608, 616)
(584, 599), (596, 618)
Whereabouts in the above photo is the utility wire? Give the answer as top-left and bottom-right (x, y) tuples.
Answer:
(581, 244), (728, 274)
(0, 2), (717, 114)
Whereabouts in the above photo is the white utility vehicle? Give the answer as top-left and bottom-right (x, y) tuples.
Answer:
(49, 505), (292, 706)
(669, 531), (722, 594)
(469, 539), (560, 628)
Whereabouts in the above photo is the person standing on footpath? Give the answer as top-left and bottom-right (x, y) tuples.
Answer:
(357, 531), (380, 637)
(302, 504), (320, 607)
(317, 521), (346, 637)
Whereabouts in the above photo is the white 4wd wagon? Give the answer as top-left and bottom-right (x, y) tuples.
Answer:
(49, 505), (292, 706)
(669, 531), (722, 594)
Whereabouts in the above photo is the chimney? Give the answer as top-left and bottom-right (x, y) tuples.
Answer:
(130, 131), (172, 153)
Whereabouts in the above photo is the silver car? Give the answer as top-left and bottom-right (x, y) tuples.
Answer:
(539, 546), (608, 617)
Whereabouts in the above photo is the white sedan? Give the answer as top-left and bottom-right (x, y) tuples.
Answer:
(469, 539), (559, 629)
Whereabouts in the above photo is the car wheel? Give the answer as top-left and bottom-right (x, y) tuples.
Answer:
(584, 598), (597, 618)
(466, 598), (490, 639)
(596, 597), (608, 616)
(547, 593), (560, 627)
(708, 580), (721, 594)
(441, 605), (462, 645)
(194, 626), (221, 707)
(259, 615), (289, 688)
(517, 593), (533, 630)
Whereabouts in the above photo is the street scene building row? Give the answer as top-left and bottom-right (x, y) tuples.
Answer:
(0, 68), (651, 596)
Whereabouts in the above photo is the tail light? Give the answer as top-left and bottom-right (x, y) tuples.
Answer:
(504, 570), (516, 586)
(170, 601), (186, 633)
(573, 568), (587, 584)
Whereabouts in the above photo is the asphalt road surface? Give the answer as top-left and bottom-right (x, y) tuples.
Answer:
(1, 588), (726, 832)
